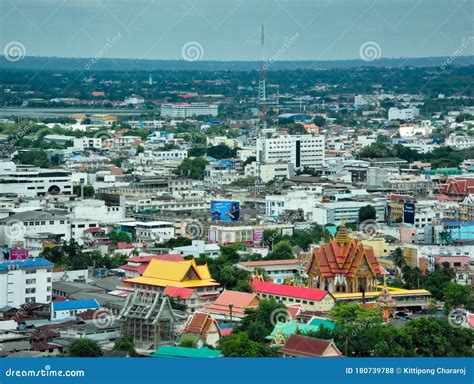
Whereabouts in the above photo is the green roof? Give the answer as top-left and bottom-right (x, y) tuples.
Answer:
(150, 346), (222, 358)
(422, 168), (462, 176)
(308, 317), (335, 330)
(266, 320), (333, 340)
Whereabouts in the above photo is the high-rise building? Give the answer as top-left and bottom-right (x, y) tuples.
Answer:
(256, 135), (325, 169)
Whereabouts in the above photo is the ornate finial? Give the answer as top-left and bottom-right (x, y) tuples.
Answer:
(335, 222), (350, 246)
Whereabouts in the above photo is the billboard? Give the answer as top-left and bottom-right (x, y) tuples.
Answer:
(211, 200), (241, 222)
(10, 249), (28, 260)
(403, 202), (415, 225)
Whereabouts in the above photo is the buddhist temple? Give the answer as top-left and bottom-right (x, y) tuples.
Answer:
(123, 258), (219, 297)
(299, 223), (382, 294)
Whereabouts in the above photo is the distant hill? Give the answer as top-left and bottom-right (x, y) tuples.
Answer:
(1, 55), (473, 72)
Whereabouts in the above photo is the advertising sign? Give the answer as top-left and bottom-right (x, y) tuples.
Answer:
(10, 249), (28, 260)
(403, 202), (415, 224)
(211, 200), (241, 222)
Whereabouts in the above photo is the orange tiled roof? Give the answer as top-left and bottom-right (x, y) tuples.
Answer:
(311, 238), (381, 279)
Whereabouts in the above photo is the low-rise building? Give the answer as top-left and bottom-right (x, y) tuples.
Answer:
(251, 280), (335, 312)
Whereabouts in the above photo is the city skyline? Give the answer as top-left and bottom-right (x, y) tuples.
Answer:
(1, 0), (473, 62)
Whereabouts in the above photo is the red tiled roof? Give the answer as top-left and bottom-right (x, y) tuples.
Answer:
(279, 334), (341, 357)
(439, 177), (474, 196)
(182, 312), (220, 336)
(117, 242), (133, 250)
(163, 286), (195, 300)
(127, 254), (184, 263)
(84, 227), (102, 233)
(239, 259), (300, 267)
(220, 327), (234, 337)
(251, 280), (330, 302)
(204, 290), (259, 318)
(119, 264), (148, 275)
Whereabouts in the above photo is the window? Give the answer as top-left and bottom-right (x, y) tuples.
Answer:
(26, 279), (36, 284)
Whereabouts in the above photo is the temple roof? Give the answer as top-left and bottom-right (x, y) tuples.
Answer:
(306, 225), (381, 279)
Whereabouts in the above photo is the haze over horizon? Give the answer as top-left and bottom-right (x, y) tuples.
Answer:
(1, 0), (473, 62)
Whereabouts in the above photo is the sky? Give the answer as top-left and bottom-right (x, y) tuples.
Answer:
(1, 0), (473, 61)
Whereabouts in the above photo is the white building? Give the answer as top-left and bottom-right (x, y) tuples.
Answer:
(153, 149), (188, 162)
(172, 240), (220, 259)
(160, 103), (218, 118)
(72, 137), (102, 151)
(51, 299), (100, 321)
(204, 165), (241, 189)
(399, 124), (431, 138)
(388, 107), (419, 121)
(119, 221), (175, 243)
(0, 211), (70, 251)
(124, 95), (145, 105)
(265, 189), (322, 220)
(0, 258), (54, 307)
(68, 199), (125, 223)
(312, 200), (386, 225)
(245, 161), (295, 182)
(256, 135), (325, 169)
(0, 161), (73, 198)
(445, 134), (474, 150)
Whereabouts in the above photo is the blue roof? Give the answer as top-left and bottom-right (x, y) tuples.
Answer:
(0, 257), (54, 272)
(52, 299), (100, 311)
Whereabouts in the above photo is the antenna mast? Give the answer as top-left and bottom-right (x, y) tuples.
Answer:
(258, 24), (267, 133)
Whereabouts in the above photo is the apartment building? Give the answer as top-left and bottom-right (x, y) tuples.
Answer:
(256, 135), (325, 169)
(0, 258), (54, 307)
(160, 103), (218, 118)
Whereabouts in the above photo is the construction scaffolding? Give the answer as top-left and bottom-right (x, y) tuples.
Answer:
(118, 289), (182, 350)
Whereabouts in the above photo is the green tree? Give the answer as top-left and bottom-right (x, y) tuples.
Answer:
(313, 115), (326, 127)
(391, 247), (406, 269)
(69, 339), (103, 357)
(267, 240), (294, 260)
(443, 283), (473, 313)
(73, 184), (95, 198)
(206, 144), (236, 159)
(174, 157), (208, 180)
(217, 332), (264, 357)
(113, 336), (138, 357)
(239, 299), (287, 342)
(358, 205), (376, 223)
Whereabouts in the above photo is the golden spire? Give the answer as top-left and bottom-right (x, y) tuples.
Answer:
(335, 222), (350, 246)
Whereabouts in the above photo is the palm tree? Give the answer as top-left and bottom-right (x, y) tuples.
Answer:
(391, 248), (406, 269)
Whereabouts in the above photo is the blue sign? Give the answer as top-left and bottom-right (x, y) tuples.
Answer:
(403, 202), (415, 225)
(211, 200), (240, 222)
